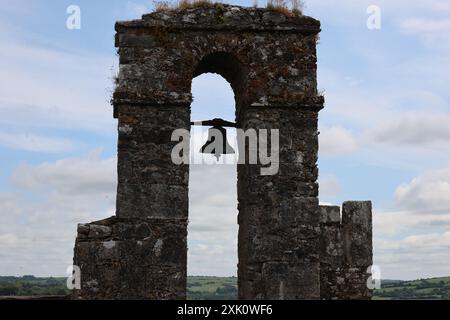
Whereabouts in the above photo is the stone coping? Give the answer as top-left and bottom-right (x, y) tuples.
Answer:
(116, 4), (321, 34)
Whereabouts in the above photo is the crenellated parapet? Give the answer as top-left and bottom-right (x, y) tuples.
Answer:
(320, 202), (373, 300)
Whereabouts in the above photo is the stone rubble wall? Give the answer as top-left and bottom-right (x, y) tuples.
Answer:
(237, 107), (321, 300)
(73, 104), (190, 300)
(113, 5), (323, 112)
(72, 217), (187, 300)
(320, 202), (373, 300)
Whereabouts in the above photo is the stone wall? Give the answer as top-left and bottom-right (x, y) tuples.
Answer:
(320, 202), (373, 300)
(73, 104), (189, 300)
(72, 4), (372, 300)
(238, 107), (321, 300)
(73, 217), (186, 300)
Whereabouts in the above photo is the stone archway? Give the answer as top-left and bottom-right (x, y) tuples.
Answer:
(188, 53), (241, 281)
(72, 4), (373, 300)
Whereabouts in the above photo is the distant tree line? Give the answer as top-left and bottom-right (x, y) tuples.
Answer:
(0, 277), (69, 297)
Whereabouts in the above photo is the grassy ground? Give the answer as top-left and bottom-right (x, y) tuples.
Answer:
(1, 275), (450, 300)
(373, 277), (450, 300)
(187, 276), (237, 300)
(0, 276), (69, 296)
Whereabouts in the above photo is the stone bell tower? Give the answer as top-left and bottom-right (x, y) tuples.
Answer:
(72, 4), (373, 300)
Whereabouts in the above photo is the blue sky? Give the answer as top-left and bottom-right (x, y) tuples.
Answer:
(1, 0), (450, 280)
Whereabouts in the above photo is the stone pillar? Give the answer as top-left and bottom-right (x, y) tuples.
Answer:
(319, 202), (373, 300)
(238, 107), (321, 300)
(72, 105), (189, 300)
(340, 201), (373, 299)
(116, 105), (190, 221)
(319, 205), (343, 300)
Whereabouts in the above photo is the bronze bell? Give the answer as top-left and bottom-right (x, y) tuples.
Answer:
(200, 126), (235, 160)
(191, 118), (237, 161)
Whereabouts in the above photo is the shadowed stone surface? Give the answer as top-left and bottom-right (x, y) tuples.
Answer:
(72, 4), (372, 300)
(72, 217), (187, 300)
(320, 202), (373, 300)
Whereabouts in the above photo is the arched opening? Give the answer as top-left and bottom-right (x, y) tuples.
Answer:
(193, 52), (247, 120)
(188, 53), (245, 294)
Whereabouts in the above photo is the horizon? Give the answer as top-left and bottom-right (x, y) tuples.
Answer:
(2, 274), (449, 282)
(1, 0), (450, 282)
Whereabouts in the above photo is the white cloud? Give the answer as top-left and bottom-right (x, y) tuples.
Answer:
(188, 164), (238, 276)
(363, 113), (450, 146)
(308, 0), (450, 21)
(1, 152), (240, 277)
(0, 11), (117, 274)
(374, 210), (450, 236)
(373, 165), (450, 281)
(0, 19), (117, 135)
(395, 166), (450, 213)
(0, 234), (18, 247)
(0, 0), (38, 18)
(319, 174), (341, 197)
(125, 2), (151, 18)
(399, 17), (450, 49)
(191, 73), (235, 121)
(373, 166), (450, 279)
(11, 150), (117, 197)
(301, 0), (450, 39)
(319, 126), (358, 156)
(0, 152), (116, 276)
(402, 232), (450, 248)
(374, 231), (450, 280)
(401, 17), (450, 34)
(0, 131), (76, 153)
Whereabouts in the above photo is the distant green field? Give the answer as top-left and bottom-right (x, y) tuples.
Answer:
(0, 275), (238, 299)
(1, 275), (449, 300)
(373, 277), (450, 300)
(187, 276), (237, 300)
(0, 276), (69, 297)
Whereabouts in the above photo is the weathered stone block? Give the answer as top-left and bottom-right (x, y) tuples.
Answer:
(73, 217), (187, 300)
(342, 201), (373, 268)
(260, 261), (320, 300)
(319, 203), (373, 300)
(117, 183), (188, 219)
(320, 205), (340, 224)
